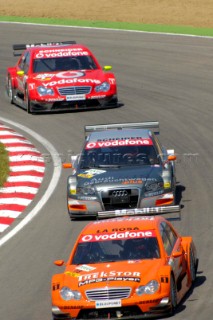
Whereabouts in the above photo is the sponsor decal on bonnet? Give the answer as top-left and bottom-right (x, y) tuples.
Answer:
(76, 265), (96, 272)
(42, 78), (101, 87)
(78, 270), (141, 286)
(78, 169), (106, 179)
(56, 71), (85, 79)
(34, 73), (55, 80)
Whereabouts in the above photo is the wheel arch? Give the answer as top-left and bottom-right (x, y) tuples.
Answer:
(182, 236), (198, 283)
(67, 175), (77, 196)
(157, 265), (174, 293)
(7, 72), (16, 91)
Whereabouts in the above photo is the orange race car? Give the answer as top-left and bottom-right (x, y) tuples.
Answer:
(51, 206), (198, 319)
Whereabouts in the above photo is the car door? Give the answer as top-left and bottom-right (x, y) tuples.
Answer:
(160, 221), (187, 282)
(16, 51), (30, 95)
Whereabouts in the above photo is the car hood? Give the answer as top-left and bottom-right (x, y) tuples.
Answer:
(77, 165), (163, 187)
(62, 259), (165, 290)
(31, 69), (107, 87)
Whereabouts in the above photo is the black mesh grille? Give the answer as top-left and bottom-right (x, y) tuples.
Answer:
(101, 188), (139, 210)
(78, 305), (142, 319)
(58, 86), (92, 95)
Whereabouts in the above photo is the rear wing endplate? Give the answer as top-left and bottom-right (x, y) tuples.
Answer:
(85, 121), (159, 136)
(13, 40), (77, 56)
(97, 205), (180, 219)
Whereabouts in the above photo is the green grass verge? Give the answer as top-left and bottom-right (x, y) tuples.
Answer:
(0, 142), (10, 188)
(0, 16), (213, 37)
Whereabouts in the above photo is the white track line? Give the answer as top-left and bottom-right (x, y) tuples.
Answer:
(0, 21), (212, 39)
(7, 176), (43, 183)
(10, 165), (45, 172)
(0, 211), (21, 218)
(6, 146), (40, 152)
(0, 186), (38, 194)
(0, 138), (32, 144)
(9, 155), (44, 162)
(0, 198), (32, 206)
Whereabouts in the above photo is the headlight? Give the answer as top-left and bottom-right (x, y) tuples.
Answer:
(145, 181), (163, 192)
(60, 287), (81, 301)
(77, 186), (96, 196)
(164, 181), (171, 189)
(136, 280), (160, 296)
(95, 81), (110, 92)
(37, 86), (54, 96)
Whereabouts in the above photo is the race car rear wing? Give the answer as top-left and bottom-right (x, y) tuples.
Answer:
(85, 122), (160, 136)
(13, 40), (77, 56)
(97, 205), (180, 219)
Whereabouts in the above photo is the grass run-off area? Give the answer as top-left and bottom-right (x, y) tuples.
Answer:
(0, 142), (9, 188)
(0, 16), (213, 37)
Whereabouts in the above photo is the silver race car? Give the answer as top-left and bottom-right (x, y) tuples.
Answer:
(64, 122), (177, 219)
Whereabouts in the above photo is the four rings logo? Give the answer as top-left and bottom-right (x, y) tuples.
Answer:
(112, 190), (128, 197)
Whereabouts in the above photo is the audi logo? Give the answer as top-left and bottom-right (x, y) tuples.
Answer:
(112, 190), (128, 197)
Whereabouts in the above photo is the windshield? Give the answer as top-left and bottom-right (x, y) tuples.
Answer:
(72, 237), (160, 264)
(33, 55), (98, 73)
(80, 145), (159, 169)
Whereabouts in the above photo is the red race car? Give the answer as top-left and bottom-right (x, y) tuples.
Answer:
(6, 41), (122, 114)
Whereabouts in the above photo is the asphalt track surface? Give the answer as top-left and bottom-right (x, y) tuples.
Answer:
(0, 23), (213, 320)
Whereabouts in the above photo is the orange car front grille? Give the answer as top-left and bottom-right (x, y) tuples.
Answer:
(86, 287), (131, 301)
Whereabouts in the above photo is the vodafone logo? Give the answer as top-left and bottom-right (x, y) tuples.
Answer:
(80, 230), (155, 242)
(56, 71), (85, 79)
(86, 139), (153, 149)
(35, 50), (89, 59)
(42, 77), (101, 87)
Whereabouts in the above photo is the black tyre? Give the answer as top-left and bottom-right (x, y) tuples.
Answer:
(7, 76), (15, 104)
(170, 275), (177, 314)
(25, 87), (32, 114)
(172, 186), (176, 205)
(189, 248), (197, 282)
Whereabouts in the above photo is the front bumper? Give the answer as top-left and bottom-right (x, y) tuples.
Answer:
(52, 297), (172, 319)
(67, 192), (174, 218)
(30, 95), (121, 112)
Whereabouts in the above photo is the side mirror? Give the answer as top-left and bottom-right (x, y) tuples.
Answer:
(63, 163), (72, 169)
(172, 251), (182, 258)
(17, 70), (25, 76)
(54, 260), (65, 266)
(103, 66), (112, 71)
(168, 155), (176, 161)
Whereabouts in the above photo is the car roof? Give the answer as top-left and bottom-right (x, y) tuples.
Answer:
(87, 129), (152, 143)
(80, 216), (164, 236)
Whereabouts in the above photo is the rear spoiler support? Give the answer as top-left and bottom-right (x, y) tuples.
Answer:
(97, 205), (180, 219)
(85, 121), (159, 136)
(13, 40), (76, 56)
